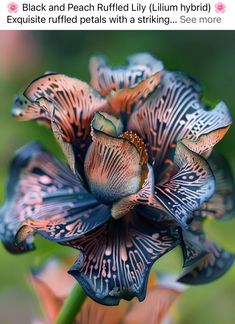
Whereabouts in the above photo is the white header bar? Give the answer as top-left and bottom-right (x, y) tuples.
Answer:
(0, 0), (234, 30)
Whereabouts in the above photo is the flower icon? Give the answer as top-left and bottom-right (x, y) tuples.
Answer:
(7, 2), (18, 13)
(215, 2), (226, 13)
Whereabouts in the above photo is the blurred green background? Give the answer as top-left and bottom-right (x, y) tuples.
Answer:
(0, 31), (235, 323)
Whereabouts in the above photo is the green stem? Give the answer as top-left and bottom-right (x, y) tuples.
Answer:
(56, 284), (86, 324)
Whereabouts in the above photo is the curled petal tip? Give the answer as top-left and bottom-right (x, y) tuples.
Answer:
(178, 242), (234, 285)
(92, 111), (124, 136)
(127, 52), (164, 72)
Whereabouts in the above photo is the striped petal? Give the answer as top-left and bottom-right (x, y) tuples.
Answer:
(180, 227), (206, 267)
(112, 143), (215, 228)
(111, 164), (157, 219)
(194, 152), (235, 220)
(67, 213), (180, 305)
(105, 72), (161, 126)
(0, 142), (110, 253)
(14, 73), (106, 181)
(154, 143), (215, 228)
(181, 126), (230, 158)
(89, 53), (163, 96)
(127, 71), (232, 180)
(84, 116), (148, 205)
(12, 95), (51, 127)
(178, 241), (234, 284)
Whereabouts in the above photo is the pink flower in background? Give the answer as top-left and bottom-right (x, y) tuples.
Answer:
(7, 2), (18, 13)
(215, 2), (226, 13)
(0, 31), (40, 78)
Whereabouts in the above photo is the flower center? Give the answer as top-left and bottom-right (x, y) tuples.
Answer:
(84, 112), (148, 205)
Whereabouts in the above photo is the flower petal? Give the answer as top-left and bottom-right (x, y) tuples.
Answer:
(154, 143), (215, 228)
(127, 72), (232, 179)
(12, 95), (51, 127)
(105, 71), (161, 125)
(31, 272), (63, 323)
(180, 228), (207, 267)
(67, 213), (180, 305)
(89, 53), (163, 96)
(181, 126), (230, 158)
(178, 241), (234, 284)
(31, 259), (76, 323)
(77, 274), (184, 324)
(111, 164), (156, 219)
(195, 152), (235, 220)
(92, 111), (123, 136)
(84, 123), (147, 204)
(0, 142), (110, 253)
(112, 143), (215, 228)
(77, 299), (128, 324)
(123, 285), (181, 324)
(15, 73), (107, 180)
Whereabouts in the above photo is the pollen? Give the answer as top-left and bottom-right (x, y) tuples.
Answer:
(120, 131), (148, 166)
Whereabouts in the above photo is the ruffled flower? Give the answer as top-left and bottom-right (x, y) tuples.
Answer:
(0, 53), (234, 305)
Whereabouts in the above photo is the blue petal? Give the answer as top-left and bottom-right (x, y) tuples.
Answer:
(89, 53), (163, 96)
(180, 228), (207, 267)
(127, 71), (232, 180)
(178, 241), (234, 284)
(0, 142), (110, 253)
(195, 152), (235, 220)
(67, 213), (180, 306)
